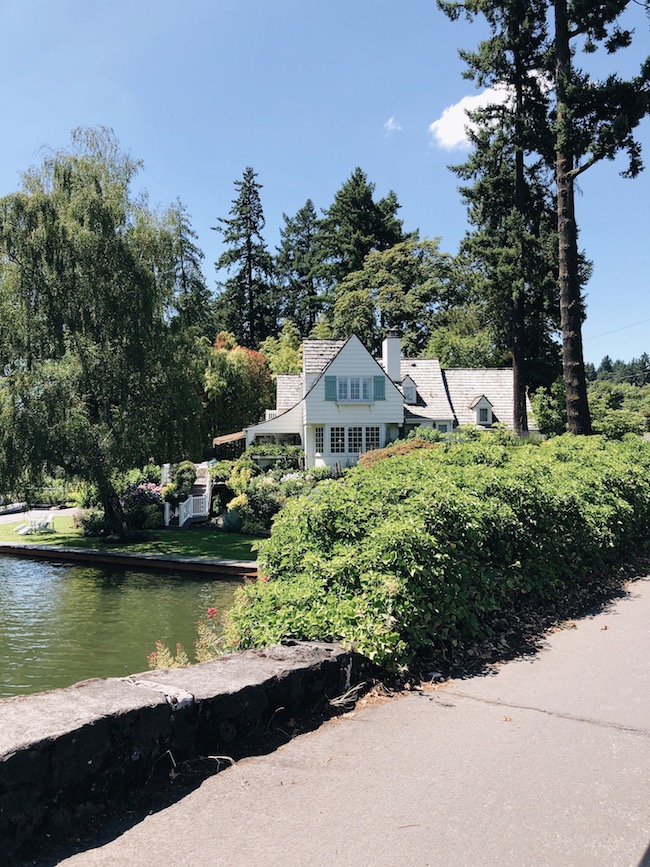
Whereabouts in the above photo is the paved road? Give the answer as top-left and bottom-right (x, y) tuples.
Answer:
(57, 578), (650, 867)
(0, 507), (78, 526)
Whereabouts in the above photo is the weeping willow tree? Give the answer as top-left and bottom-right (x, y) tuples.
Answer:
(0, 128), (205, 534)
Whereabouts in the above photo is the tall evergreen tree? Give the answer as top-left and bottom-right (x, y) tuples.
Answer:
(441, 0), (559, 431)
(318, 167), (405, 288)
(275, 199), (324, 335)
(166, 199), (214, 337)
(439, 0), (650, 434)
(551, 0), (649, 433)
(213, 167), (276, 346)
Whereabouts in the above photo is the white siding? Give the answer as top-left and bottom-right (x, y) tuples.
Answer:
(304, 336), (403, 428)
(302, 336), (403, 466)
(245, 403), (305, 446)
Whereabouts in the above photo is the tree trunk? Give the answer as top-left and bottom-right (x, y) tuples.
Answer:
(513, 61), (529, 435)
(95, 468), (128, 538)
(512, 275), (528, 434)
(554, 0), (592, 435)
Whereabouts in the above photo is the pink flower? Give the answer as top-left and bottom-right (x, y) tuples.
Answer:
(206, 607), (218, 619)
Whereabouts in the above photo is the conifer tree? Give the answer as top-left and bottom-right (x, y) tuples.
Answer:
(167, 199), (213, 337)
(318, 167), (405, 288)
(276, 199), (324, 335)
(439, 0), (650, 434)
(213, 167), (276, 346)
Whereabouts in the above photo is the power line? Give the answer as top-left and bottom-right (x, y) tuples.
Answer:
(584, 317), (650, 341)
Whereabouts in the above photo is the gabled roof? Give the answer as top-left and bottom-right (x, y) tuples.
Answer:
(469, 394), (493, 409)
(400, 358), (454, 421)
(302, 340), (346, 374)
(277, 374), (303, 410)
(443, 368), (536, 428)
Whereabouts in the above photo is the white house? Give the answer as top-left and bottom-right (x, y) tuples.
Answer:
(242, 332), (537, 468)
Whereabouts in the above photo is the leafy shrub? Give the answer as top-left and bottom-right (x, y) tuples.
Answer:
(74, 509), (109, 537)
(220, 434), (650, 667)
(406, 426), (443, 443)
(162, 460), (197, 506)
(358, 438), (439, 469)
(72, 482), (100, 509)
(209, 460), (235, 483)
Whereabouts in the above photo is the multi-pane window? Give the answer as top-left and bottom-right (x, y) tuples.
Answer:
(331, 376), (375, 401)
(348, 427), (363, 453)
(437, 423), (448, 433)
(479, 407), (489, 423)
(330, 426), (346, 453)
(365, 426), (380, 451)
(315, 426), (324, 453)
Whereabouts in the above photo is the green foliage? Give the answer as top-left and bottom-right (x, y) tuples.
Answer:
(259, 320), (302, 375)
(74, 509), (110, 537)
(0, 128), (206, 534)
(276, 200), (324, 334)
(213, 167), (276, 345)
(533, 379), (650, 438)
(244, 444), (304, 468)
(221, 434), (650, 667)
(531, 379), (568, 436)
(318, 167), (404, 287)
(209, 460), (236, 483)
(425, 305), (509, 369)
(204, 333), (274, 437)
(162, 460), (197, 506)
(147, 640), (190, 670)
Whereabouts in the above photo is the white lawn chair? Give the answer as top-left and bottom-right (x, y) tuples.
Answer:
(15, 512), (55, 535)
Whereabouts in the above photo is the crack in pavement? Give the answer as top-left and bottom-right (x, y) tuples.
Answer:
(428, 689), (650, 738)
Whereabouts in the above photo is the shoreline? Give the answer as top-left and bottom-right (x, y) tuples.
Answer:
(0, 541), (258, 579)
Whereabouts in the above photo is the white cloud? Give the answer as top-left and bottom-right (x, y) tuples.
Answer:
(383, 116), (402, 135)
(428, 85), (510, 150)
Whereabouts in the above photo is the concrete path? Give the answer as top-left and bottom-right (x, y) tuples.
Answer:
(56, 578), (650, 867)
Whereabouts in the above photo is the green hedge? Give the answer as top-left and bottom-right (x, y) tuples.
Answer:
(222, 434), (650, 666)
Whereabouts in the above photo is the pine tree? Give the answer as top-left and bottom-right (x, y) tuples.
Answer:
(440, 0), (650, 434)
(167, 199), (213, 337)
(551, 0), (649, 433)
(318, 167), (405, 288)
(276, 199), (324, 335)
(213, 167), (276, 346)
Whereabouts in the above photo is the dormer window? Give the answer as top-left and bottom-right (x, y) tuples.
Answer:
(470, 394), (493, 426)
(403, 385), (415, 404)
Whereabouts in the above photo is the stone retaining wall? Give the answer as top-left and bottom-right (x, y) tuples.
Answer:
(0, 642), (366, 862)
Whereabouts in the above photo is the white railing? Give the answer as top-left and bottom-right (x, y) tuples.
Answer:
(162, 461), (213, 527)
(178, 494), (209, 528)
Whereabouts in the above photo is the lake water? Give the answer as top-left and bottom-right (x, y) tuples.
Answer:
(0, 555), (240, 698)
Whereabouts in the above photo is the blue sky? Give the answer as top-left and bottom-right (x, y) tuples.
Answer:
(1, 0), (648, 365)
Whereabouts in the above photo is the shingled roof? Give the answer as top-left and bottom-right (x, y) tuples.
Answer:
(443, 368), (536, 429)
(400, 358), (454, 422)
(302, 339), (346, 374)
(276, 374), (303, 410)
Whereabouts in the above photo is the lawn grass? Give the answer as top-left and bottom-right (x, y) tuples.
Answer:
(0, 515), (261, 561)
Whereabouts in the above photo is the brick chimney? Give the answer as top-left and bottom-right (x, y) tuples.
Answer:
(382, 330), (401, 382)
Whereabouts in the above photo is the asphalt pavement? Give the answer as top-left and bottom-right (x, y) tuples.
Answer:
(54, 576), (650, 867)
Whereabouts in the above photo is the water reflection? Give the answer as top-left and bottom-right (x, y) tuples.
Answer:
(0, 556), (240, 697)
